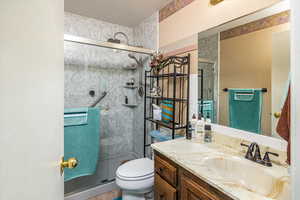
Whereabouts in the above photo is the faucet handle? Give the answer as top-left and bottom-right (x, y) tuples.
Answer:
(253, 145), (262, 162)
(240, 143), (249, 148)
(263, 152), (279, 167)
(240, 143), (253, 160)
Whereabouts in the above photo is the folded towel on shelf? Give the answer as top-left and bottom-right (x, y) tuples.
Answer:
(161, 100), (174, 123)
(150, 129), (183, 142)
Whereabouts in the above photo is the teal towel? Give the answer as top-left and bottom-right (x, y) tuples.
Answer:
(228, 89), (263, 134)
(198, 100), (215, 123)
(64, 107), (88, 127)
(64, 107), (100, 182)
(150, 130), (183, 142)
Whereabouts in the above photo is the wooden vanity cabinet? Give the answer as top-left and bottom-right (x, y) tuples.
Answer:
(154, 151), (234, 200)
(181, 175), (219, 200)
(155, 174), (177, 200)
(155, 154), (177, 186)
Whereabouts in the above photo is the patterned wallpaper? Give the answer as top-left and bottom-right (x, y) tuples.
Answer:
(221, 10), (290, 40)
(159, 0), (195, 22)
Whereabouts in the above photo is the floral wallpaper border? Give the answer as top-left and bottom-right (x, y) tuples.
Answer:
(159, 0), (195, 22)
(220, 10), (290, 41)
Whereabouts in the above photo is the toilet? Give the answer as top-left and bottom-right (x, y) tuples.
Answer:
(116, 158), (154, 200)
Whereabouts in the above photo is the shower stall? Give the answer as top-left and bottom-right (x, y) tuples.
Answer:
(198, 33), (219, 123)
(64, 34), (154, 196)
(198, 58), (216, 122)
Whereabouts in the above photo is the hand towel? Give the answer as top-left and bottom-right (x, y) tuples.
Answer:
(228, 89), (263, 134)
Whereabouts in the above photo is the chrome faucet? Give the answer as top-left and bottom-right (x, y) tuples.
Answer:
(241, 142), (279, 167)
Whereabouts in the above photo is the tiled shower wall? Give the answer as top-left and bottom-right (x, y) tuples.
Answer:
(132, 13), (158, 157)
(64, 12), (158, 194)
(198, 34), (219, 123)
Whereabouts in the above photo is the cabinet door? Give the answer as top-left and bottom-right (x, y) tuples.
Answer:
(181, 175), (219, 200)
(155, 173), (177, 200)
(155, 155), (177, 186)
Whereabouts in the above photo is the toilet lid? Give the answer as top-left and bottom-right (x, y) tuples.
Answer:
(116, 158), (154, 179)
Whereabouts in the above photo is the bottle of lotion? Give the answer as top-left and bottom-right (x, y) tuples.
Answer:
(191, 114), (197, 138)
(198, 113), (205, 137)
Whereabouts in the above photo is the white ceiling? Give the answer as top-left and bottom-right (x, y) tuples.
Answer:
(64, 0), (172, 27)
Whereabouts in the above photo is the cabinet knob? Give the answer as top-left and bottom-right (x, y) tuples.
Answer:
(159, 193), (165, 200)
(159, 167), (164, 172)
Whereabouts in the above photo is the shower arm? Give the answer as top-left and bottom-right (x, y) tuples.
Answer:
(114, 32), (129, 45)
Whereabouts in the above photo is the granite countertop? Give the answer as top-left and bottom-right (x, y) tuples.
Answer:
(151, 137), (291, 200)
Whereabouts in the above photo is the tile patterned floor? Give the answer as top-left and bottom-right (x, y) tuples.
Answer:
(88, 190), (121, 200)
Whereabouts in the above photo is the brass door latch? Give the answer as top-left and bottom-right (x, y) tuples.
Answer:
(60, 157), (78, 175)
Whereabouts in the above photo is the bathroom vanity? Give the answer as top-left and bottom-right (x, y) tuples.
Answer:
(154, 151), (233, 200)
(152, 135), (290, 200)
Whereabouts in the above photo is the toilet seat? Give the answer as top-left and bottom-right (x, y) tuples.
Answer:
(116, 158), (154, 200)
(117, 171), (154, 181)
(116, 158), (154, 181)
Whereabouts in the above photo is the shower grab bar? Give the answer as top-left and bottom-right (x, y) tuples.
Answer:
(90, 92), (107, 107)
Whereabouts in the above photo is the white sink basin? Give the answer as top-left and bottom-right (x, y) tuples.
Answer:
(199, 156), (290, 199)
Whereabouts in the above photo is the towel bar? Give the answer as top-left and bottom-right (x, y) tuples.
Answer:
(223, 88), (267, 92)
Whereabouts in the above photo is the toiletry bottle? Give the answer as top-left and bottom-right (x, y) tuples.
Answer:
(191, 114), (197, 138)
(206, 113), (212, 124)
(198, 113), (202, 121)
(201, 115), (205, 134)
(125, 96), (128, 104)
(186, 122), (192, 140)
(197, 113), (204, 137)
(204, 124), (212, 143)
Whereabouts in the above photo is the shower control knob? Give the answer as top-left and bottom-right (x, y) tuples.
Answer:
(89, 90), (96, 97)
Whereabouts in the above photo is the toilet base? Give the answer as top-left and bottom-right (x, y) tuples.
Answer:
(121, 188), (153, 200)
(122, 191), (145, 200)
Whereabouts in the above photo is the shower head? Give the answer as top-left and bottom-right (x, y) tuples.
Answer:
(128, 53), (137, 60)
(107, 38), (121, 44)
(107, 32), (129, 45)
(128, 53), (136, 59)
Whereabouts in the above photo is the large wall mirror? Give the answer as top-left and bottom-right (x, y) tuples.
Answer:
(197, 2), (290, 138)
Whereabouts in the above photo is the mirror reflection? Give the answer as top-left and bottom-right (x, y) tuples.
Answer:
(197, 5), (290, 137)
